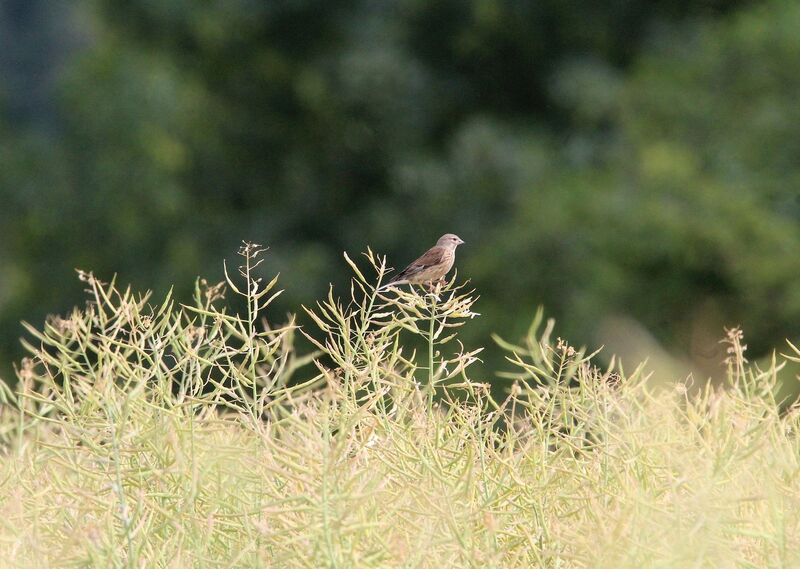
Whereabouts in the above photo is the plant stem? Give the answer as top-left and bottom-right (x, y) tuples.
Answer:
(427, 293), (437, 410)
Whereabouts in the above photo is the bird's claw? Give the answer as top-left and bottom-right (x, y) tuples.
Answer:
(425, 278), (446, 298)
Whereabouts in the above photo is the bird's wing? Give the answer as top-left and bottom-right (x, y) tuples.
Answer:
(391, 246), (446, 281)
(408, 246), (447, 269)
(392, 245), (446, 281)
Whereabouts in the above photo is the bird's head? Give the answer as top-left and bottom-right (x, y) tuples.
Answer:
(437, 233), (465, 248)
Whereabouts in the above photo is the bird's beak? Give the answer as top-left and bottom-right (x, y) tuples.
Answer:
(458, 238), (465, 245)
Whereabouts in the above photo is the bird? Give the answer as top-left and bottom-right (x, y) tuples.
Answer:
(383, 234), (465, 291)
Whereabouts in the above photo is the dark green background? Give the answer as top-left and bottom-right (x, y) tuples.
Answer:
(2, 0), (799, 382)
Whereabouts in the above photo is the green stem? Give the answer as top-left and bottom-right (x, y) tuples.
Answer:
(108, 403), (135, 569)
(427, 293), (437, 410)
(246, 255), (258, 405)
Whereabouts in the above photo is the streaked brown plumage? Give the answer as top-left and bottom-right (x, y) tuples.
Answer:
(385, 233), (465, 290)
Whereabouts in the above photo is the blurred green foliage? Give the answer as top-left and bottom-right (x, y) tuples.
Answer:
(2, 0), (798, 377)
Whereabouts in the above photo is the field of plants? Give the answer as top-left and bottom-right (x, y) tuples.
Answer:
(1, 247), (798, 567)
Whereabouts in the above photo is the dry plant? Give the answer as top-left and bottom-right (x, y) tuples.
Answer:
(0, 245), (798, 568)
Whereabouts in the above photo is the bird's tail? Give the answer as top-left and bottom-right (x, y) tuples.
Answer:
(378, 274), (407, 291)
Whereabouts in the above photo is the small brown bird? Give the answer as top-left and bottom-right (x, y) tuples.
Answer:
(384, 233), (465, 291)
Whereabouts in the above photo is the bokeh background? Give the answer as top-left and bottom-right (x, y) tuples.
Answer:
(2, 0), (799, 384)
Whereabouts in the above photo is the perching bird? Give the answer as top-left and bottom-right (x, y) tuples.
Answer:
(384, 234), (465, 291)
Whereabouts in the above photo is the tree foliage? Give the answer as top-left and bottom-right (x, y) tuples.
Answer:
(3, 0), (797, 375)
